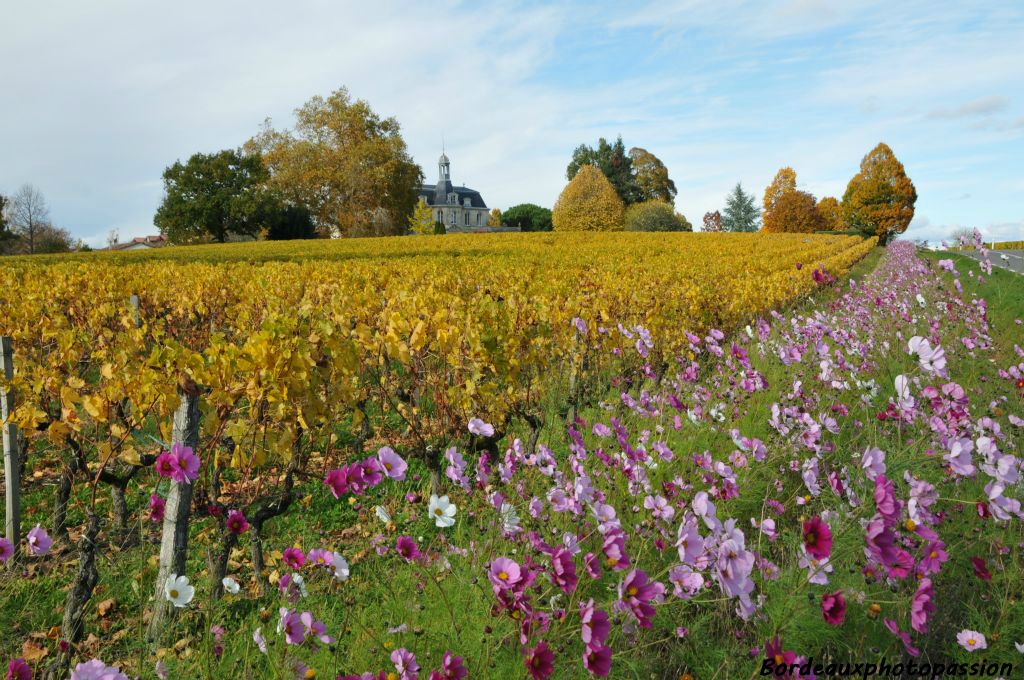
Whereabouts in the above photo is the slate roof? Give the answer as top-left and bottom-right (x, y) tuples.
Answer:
(418, 181), (488, 209)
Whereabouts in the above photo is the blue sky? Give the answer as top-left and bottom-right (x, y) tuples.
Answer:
(2, 0), (1022, 245)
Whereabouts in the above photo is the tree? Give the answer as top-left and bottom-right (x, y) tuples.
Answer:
(246, 87), (423, 237)
(503, 204), (553, 232)
(155, 150), (284, 243)
(264, 205), (316, 240)
(763, 167), (797, 215)
(9, 184), (51, 254)
(816, 196), (843, 231)
(841, 143), (917, 244)
(33, 223), (74, 253)
(488, 208), (502, 227)
(629, 148), (677, 203)
(552, 166), (625, 232)
(106, 229), (120, 248)
(408, 199), (435, 235)
(762, 190), (825, 233)
(0, 194), (17, 253)
(566, 136), (642, 205)
(624, 200), (691, 232)
(702, 211), (722, 232)
(721, 183), (760, 232)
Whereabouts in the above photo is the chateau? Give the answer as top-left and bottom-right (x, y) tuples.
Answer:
(417, 152), (490, 231)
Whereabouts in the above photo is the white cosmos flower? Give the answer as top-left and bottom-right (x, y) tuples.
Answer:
(499, 503), (520, 533)
(375, 505), (392, 523)
(222, 576), (240, 594)
(468, 418), (495, 437)
(428, 494), (457, 528)
(291, 572), (308, 597)
(164, 574), (195, 608)
(331, 553), (350, 581)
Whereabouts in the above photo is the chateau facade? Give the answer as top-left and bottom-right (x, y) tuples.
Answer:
(417, 153), (490, 231)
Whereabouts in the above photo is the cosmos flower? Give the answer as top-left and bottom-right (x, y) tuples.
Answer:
(149, 494), (166, 523)
(226, 509), (249, 535)
(164, 574), (195, 608)
(489, 557), (522, 591)
(802, 516), (832, 560)
(377, 446), (408, 481)
(171, 443), (201, 483)
(0, 538), (14, 562)
(331, 553), (351, 581)
(580, 598), (610, 649)
(69, 659), (130, 680)
(524, 641), (554, 680)
(956, 630), (987, 651)
(821, 591), (846, 626)
(27, 525), (52, 556)
(6, 659), (30, 680)
(396, 536), (421, 562)
(222, 576), (240, 594)
(282, 547), (306, 570)
(428, 495), (457, 528)
(391, 647), (420, 680)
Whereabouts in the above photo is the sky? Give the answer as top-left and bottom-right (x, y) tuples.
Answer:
(2, 0), (1023, 247)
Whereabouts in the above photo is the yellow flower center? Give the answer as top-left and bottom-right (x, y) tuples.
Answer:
(627, 586), (638, 596)
(434, 508), (443, 516)
(384, 463), (392, 470)
(605, 556), (617, 566)
(304, 670), (317, 679)
(905, 519), (917, 531)
(498, 571), (509, 581)
(169, 589), (179, 599)
(929, 550), (938, 559)
(968, 639), (976, 646)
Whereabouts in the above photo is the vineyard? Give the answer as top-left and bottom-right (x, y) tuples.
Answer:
(2, 232), (1024, 679)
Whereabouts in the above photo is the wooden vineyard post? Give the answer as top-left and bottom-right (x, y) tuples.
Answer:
(1, 337), (20, 566)
(129, 293), (142, 328)
(147, 376), (201, 642)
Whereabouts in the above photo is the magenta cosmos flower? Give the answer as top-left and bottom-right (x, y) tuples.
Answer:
(802, 516), (832, 560)
(396, 536), (421, 562)
(428, 651), (467, 680)
(7, 658), (31, 680)
(27, 524), (52, 556)
(172, 443), (201, 483)
(910, 578), (935, 633)
(225, 509), (249, 535)
(324, 468), (348, 498)
(580, 598), (610, 649)
(377, 447), (408, 481)
(282, 547), (305, 570)
(149, 494), (166, 523)
(618, 569), (664, 629)
(524, 641), (554, 680)
(820, 591), (846, 626)
(154, 451), (180, 479)
(583, 644), (612, 676)
(549, 548), (578, 594)
(0, 538), (14, 562)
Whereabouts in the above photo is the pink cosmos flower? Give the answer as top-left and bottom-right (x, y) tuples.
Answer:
(488, 557), (522, 591)
(226, 509), (249, 535)
(69, 659), (130, 680)
(802, 516), (832, 560)
(170, 443), (200, 483)
(883, 619), (920, 657)
(861, 446), (886, 481)
(601, 529), (630, 571)
(279, 608), (305, 645)
(324, 468), (348, 498)
(27, 525), (52, 556)
(282, 547), (305, 570)
(149, 494), (166, 523)
(970, 557), (992, 581)
(910, 578), (935, 633)
(524, 641), (554, 680)
(821, 591), (846, 626)
(873, 475), (900, 525)
(549, 548), (578, 594)
(956, 629), (987, 651)
(391, 647), (420, 680)
(377, 447), (407, 481)
(0, 538), (15, 562)
(359, 457), (384, 487)
(468, 418), (495, 438)
(618, 569), (664, 628)
(307, 548), (333, 567)
(668, 565), (704, 599)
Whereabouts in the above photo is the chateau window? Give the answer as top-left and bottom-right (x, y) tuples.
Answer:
(465, 212), (469, 226)
(437, 211), (442, 223)
(449, 210), (456, 225)
(448, 193), (458, 205)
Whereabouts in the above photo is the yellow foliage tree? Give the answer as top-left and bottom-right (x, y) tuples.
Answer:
(762, 190), (825, 233)
(488, 208), (502, 227)
(763, 167), (797, 215)
(841, 143), (917, 244)
(409, 198), (435, 235)
(552, 165), (625, 232)
(817, 196), (843, 231)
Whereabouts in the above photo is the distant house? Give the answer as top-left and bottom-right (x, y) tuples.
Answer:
(106, 235), (168, 251)
(417, 152), (491, 232)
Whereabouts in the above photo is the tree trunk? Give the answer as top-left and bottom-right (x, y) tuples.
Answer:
(111, 484), (128, 533)
(53, 464), (73, 540)
(44, 513), (100, 680)
(209, 530), (238, 600)
(250, 524), (267, 597)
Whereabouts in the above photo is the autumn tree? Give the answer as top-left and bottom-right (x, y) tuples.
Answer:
(488, 208), (502, 227)
(624, 200), (691, 232)
(503, 203), (553, 232)
(32, 223), (75, 253)
(816, 196), (843, 231)
(763, 167), (797, 215)
(629, 147), (677, 203)
(702, 211), (722, 232)
(9, 184), (51, 254)
(0, 194), (16, 254)
(409, 199), (436, 235)
(762, 190), (825, 233)
(155, 150), (286, 243)
(552, 165), (625, 232)
(721, 183), (760, 232)
(567, 136), (642, 205)
(246, 87), (423, 237)
(841, 142), (917, 244)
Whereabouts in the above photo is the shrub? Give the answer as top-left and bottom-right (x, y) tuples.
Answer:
(624, 200), (691, 232)
(552, 166), (625, 231)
